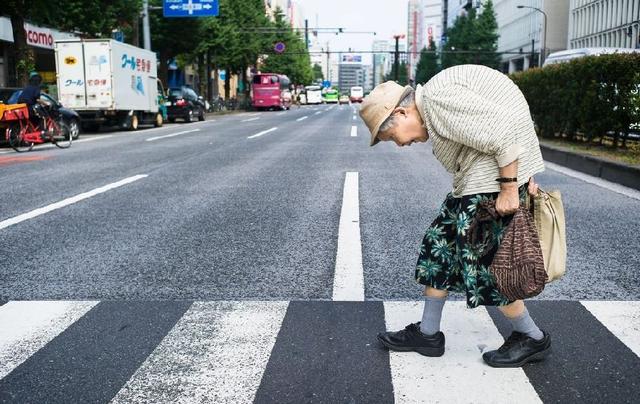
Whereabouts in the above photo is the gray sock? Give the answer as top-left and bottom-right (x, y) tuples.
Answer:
(507, 307), (544, 340)
(419, 295), (446, 336)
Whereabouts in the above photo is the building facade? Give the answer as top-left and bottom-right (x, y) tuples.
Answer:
(568, 0), (640, 49)
(493, 0), (570, 73)
(338, 54), (363, 91)
(372, 40), (390, 88)
(424, 0), (443, 48)
(407, 0), (425, 81)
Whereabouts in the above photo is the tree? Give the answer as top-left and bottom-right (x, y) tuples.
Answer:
(150, 0), (202, 85)
(415, 39), (439, 84)
(312, 64), (324, 82)
(385, 62), (409, 86)
(3, 0), (142, 85)
(198, 0), (271, 99)
(260, 7), (313, 85)
(441, 0), (500, 69)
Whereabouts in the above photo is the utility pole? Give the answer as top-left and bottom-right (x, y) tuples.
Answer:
(142, 0), (151, 50)
(305, 19), (309, 50)
(393, 34), (405, 82)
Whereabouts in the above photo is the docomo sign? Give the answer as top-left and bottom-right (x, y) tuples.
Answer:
(24, 23), (55, 49)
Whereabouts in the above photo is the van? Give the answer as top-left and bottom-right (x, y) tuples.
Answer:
(543, 47), (640, 67)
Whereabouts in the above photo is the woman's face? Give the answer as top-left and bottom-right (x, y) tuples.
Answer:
(376, 106), (428, 147)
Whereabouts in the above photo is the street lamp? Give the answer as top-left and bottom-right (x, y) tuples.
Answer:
(517, 5), (548, 66)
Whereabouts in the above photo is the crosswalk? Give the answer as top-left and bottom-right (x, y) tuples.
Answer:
(0, 300), (638, 403)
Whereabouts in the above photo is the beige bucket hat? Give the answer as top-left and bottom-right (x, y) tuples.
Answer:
(359, 81), (413, 146)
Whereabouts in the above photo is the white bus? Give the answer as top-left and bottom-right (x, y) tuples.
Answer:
(305, 85), (323, 104)
(349, 86), (364, 103)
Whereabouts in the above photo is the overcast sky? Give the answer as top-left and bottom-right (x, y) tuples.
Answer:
(298, 0), (408, 64)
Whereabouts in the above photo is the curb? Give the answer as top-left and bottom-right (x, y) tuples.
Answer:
(539, 143), (640, 191)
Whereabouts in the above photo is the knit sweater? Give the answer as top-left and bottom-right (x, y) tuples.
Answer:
(415, 64), (545, 197)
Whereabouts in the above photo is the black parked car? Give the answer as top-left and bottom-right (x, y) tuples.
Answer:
(3, 89), (81, 140)
(167, 86), (206, 123)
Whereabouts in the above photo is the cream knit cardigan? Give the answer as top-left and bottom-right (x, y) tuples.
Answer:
(416, 64), (545, 197)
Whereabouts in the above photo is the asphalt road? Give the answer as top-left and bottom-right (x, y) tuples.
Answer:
(1, 103), (638, 301)
(1, 103), (639, 404)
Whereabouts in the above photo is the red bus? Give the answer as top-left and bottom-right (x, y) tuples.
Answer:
(251, 73), (291, 110)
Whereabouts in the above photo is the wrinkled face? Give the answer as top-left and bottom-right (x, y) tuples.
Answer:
(376, 106), (428, 147)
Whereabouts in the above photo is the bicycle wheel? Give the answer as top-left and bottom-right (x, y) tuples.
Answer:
(7, 123), (34, 152)
(52, 119), (72, 149)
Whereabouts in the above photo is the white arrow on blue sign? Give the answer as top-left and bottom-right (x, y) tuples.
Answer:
(163, 0), (219, 17)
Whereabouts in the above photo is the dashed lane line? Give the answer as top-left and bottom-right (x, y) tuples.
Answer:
(0, 175), (148, 230)
(146, 129), (201, 142)
(296, 116), (308, 122)
(248, 127), (278, 139)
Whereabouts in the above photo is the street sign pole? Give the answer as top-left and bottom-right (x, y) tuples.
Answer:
(143, 0), (152, 50)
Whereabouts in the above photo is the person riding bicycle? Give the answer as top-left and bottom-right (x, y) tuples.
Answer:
(18, 73), (47, 138)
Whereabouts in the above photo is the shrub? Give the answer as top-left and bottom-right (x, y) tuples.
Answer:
(510, 53), (640, 148)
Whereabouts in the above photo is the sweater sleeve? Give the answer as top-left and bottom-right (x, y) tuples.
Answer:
(423, 83), (523, 167)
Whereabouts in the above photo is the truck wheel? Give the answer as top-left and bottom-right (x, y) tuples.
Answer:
(129, 114), (139, 131)
(154, 113), (164, 127)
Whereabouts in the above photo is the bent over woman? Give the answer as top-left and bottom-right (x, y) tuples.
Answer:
(359, 64), (551, 367)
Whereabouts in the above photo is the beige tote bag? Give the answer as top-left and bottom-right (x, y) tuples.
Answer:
(529, 189), (567, 283)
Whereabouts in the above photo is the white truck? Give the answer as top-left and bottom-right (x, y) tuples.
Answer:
(54, 39), (164, 131)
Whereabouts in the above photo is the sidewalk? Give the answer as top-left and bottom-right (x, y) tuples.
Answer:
(539, 140), (640, 191)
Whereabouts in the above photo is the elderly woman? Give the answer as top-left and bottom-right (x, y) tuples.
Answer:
(359, 64), (550, 367)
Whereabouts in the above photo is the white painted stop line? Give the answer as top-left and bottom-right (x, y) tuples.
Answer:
(146, 129), (200, 142)
(0, 175), (148, 230)
(350, 126), (357, 137)
(248, 127), (277, 139)
(333, 172), (364, 301)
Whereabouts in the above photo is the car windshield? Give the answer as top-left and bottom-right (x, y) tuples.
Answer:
(169, 89), (183, 97)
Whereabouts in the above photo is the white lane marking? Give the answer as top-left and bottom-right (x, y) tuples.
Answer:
(242, 117), (260, 122)
(296, 116), (308, 122)
(333, 172), (364, 301)
(352, 115), (357, 121)
(276, 112), (286, 116)
(248, 127), (277, 139)
(545, 161), (640, 201)
(314, 111), (322, 115)
(0, 175), (147, 230)
(350, 126), (357, 137)
(75, 135), (113, 143)
(247, 113), (262, 117)
(146, 129), (200, 142)
(384, 302), (542, 403)
(0, 301), (99, 379)
(581, 301), (640, 357)
(111, 301), (288, 404)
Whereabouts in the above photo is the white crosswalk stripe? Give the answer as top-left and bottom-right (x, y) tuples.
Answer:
(384, 301), (541, 404)
(0, 301), (98, 379)
(111, 301), (287, 404)
(0, 300), (638, 402)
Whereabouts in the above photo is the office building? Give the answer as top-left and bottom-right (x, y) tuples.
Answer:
(568, 0), (640, 49)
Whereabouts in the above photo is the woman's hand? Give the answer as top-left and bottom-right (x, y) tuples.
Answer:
(528, 177), (539, 197)
(495, 184), (519, 216)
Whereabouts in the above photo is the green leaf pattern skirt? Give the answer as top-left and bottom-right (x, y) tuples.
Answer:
(415, 185), (528, 308)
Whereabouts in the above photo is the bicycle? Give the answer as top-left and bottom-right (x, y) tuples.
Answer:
(1, 103), (72, 152)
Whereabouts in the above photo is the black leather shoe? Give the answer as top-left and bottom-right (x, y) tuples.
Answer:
(483, 330), (551, 368)
(377, 322), (445, 357)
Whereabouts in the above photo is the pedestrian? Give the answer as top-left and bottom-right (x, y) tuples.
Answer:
(359, 64), (551, 367)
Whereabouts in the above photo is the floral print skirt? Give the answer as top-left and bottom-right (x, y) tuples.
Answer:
(415, 185), (528, 308)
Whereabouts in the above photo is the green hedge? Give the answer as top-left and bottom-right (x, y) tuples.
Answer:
(510, 53), (640, 147)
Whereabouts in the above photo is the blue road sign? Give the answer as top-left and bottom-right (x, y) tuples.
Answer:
(163, 0), (219, 17)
